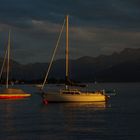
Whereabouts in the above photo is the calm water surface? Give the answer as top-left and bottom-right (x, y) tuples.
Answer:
(0, 83), (140, 140)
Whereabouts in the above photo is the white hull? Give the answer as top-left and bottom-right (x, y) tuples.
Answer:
(43, 92), (107, 102)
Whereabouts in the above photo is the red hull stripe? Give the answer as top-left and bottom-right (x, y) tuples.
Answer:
(0, 94), (31, 99)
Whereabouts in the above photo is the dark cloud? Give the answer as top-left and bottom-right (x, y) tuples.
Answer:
(1, 0), (140, 28)
(0, 0), (140, 63)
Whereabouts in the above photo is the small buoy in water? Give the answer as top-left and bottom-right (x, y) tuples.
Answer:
(43, 99), (48, 104)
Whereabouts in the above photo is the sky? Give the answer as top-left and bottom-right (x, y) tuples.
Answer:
(0, 0), (140, 64)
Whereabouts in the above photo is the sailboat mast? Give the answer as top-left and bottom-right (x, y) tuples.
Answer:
(66, 15), (69, 82)
(6, 30), (11, 89)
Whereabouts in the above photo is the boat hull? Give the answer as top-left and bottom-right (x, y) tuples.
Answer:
(0, 94), (31, 99)
(43, 93), (107, 102)
(0, 88), (31, 99)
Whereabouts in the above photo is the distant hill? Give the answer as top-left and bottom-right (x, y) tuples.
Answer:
(1, 48), (140, 83)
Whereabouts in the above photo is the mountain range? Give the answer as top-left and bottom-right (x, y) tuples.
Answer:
(0, 48), (140, 83)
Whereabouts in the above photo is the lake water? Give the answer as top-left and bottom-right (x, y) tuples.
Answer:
(0, 83), (140, 140)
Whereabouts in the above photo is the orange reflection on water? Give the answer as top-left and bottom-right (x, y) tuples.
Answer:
(61, 102), (107, 110)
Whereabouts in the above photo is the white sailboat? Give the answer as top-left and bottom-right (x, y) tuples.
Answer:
(41, 15), (109, 103)
(0, 31), (31, 99)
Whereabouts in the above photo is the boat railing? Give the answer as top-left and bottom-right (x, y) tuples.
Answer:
(60, 89), (81, 95)
(60, 89), (106, 95)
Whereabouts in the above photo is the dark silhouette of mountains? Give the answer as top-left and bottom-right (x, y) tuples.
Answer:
(1, 48), (140, 83)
